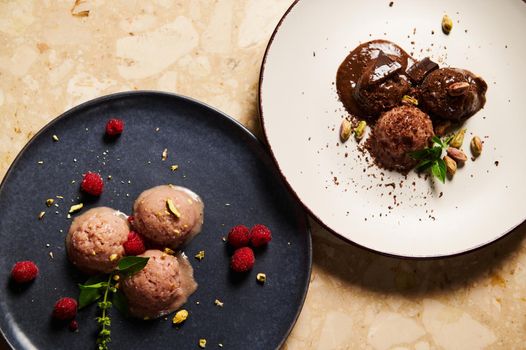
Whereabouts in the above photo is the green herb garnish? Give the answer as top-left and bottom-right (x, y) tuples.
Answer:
(410, 135), (453, 183)
(78, 256), (149, 350)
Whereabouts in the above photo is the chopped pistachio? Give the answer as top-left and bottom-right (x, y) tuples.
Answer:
(172, 309), (189, 325)
(256, 273), (267, 284)
(109, 254), (118, 262)
(162, 148), (168, 161)
(166, 199), (181, 218)
(46, 198), (55, 207)
(113, 275), (120, 281)
(52, 134), (59, 142)
(170, 165), (179, 171)
(402, 95), (418, 106)
(38, 211), (46, 220)
(214, 299), (224, 307)
(164, 247), (175, 255)
(195, 250), (205, 261)
(198, 339), (207, 348)
(68, 203), (83, 214)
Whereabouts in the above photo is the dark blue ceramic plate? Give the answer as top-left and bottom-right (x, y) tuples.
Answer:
(0, 92), (311, 350)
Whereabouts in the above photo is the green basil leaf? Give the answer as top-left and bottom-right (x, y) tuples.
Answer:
(112, 290), (129, 317)
(415, 159), (433, 172)
(431, 136), (444, 147)
(431, 160), (446, 183)
(117, 256), (149, 275)
(83, 274), (107, 286)
(437, 158), (447, 183)
(79, 285), (103, 309)
(430, 146), (443, 159)
(409, 148), (432, 160)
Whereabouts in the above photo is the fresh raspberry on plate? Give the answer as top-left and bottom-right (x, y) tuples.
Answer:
(53, 297), (78, 321)
(227, 225), (250, 248)
(250, 224), (272, 247)
(105, 118), (124, 137)
(81, 172), (104, 196)
(123, 231), (146, 256)
(11, 261), (39, 283)
(68, 320), (79, 332)
(230, 247), (255, 273)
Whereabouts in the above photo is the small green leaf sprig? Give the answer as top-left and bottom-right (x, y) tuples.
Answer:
(78, 256), (149, 350)
(410, 135), (453, 183)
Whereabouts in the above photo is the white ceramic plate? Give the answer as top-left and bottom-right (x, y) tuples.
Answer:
(259, 0), (526, 257)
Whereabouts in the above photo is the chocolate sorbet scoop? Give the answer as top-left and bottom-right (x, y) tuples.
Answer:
(419, 68), (487, 121)
(369, 105), (434, 172)
(353, 51), (411, 117)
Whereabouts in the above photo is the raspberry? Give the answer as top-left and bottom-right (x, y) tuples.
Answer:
(230, 247), (255, 273)
(105, 118), (124, 137)
(127, 215), (135, 224)
(11, 261), (39, 283)
(53, 297), (78, 321)
(250, 224), (272, 247)
(68, 320), (79, 332)
(81, 172), (104, 196)
(123, 231), (146, 256)
(227, 225), (250, 248)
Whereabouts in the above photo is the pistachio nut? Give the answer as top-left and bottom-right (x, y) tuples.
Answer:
(470, 136), (483, 157)
(447, 147), (467, 163)
(450, 128), (466, 148)
(443, 155), (457, 177)
(339, 118), (352, 142)
(442, 14), (453, 34)
(354, 120), (367, 140)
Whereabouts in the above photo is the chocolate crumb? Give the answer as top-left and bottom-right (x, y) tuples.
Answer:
(494, 161), (499, 166)
(389, 1), (393, 6)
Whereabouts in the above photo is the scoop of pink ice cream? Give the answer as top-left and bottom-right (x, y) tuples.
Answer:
(121, 249), (197, 319)
(132, 185), (204, 249)
(66, 207), (129, 274)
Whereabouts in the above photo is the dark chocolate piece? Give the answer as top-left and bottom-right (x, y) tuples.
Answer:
(364, 51), (403, 86)
(406, 57), (439, 84)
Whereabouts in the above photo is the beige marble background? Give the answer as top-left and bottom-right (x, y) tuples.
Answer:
(1, 1), (526, 349)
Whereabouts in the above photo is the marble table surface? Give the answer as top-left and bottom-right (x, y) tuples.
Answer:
(1, 1), (526, 349)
